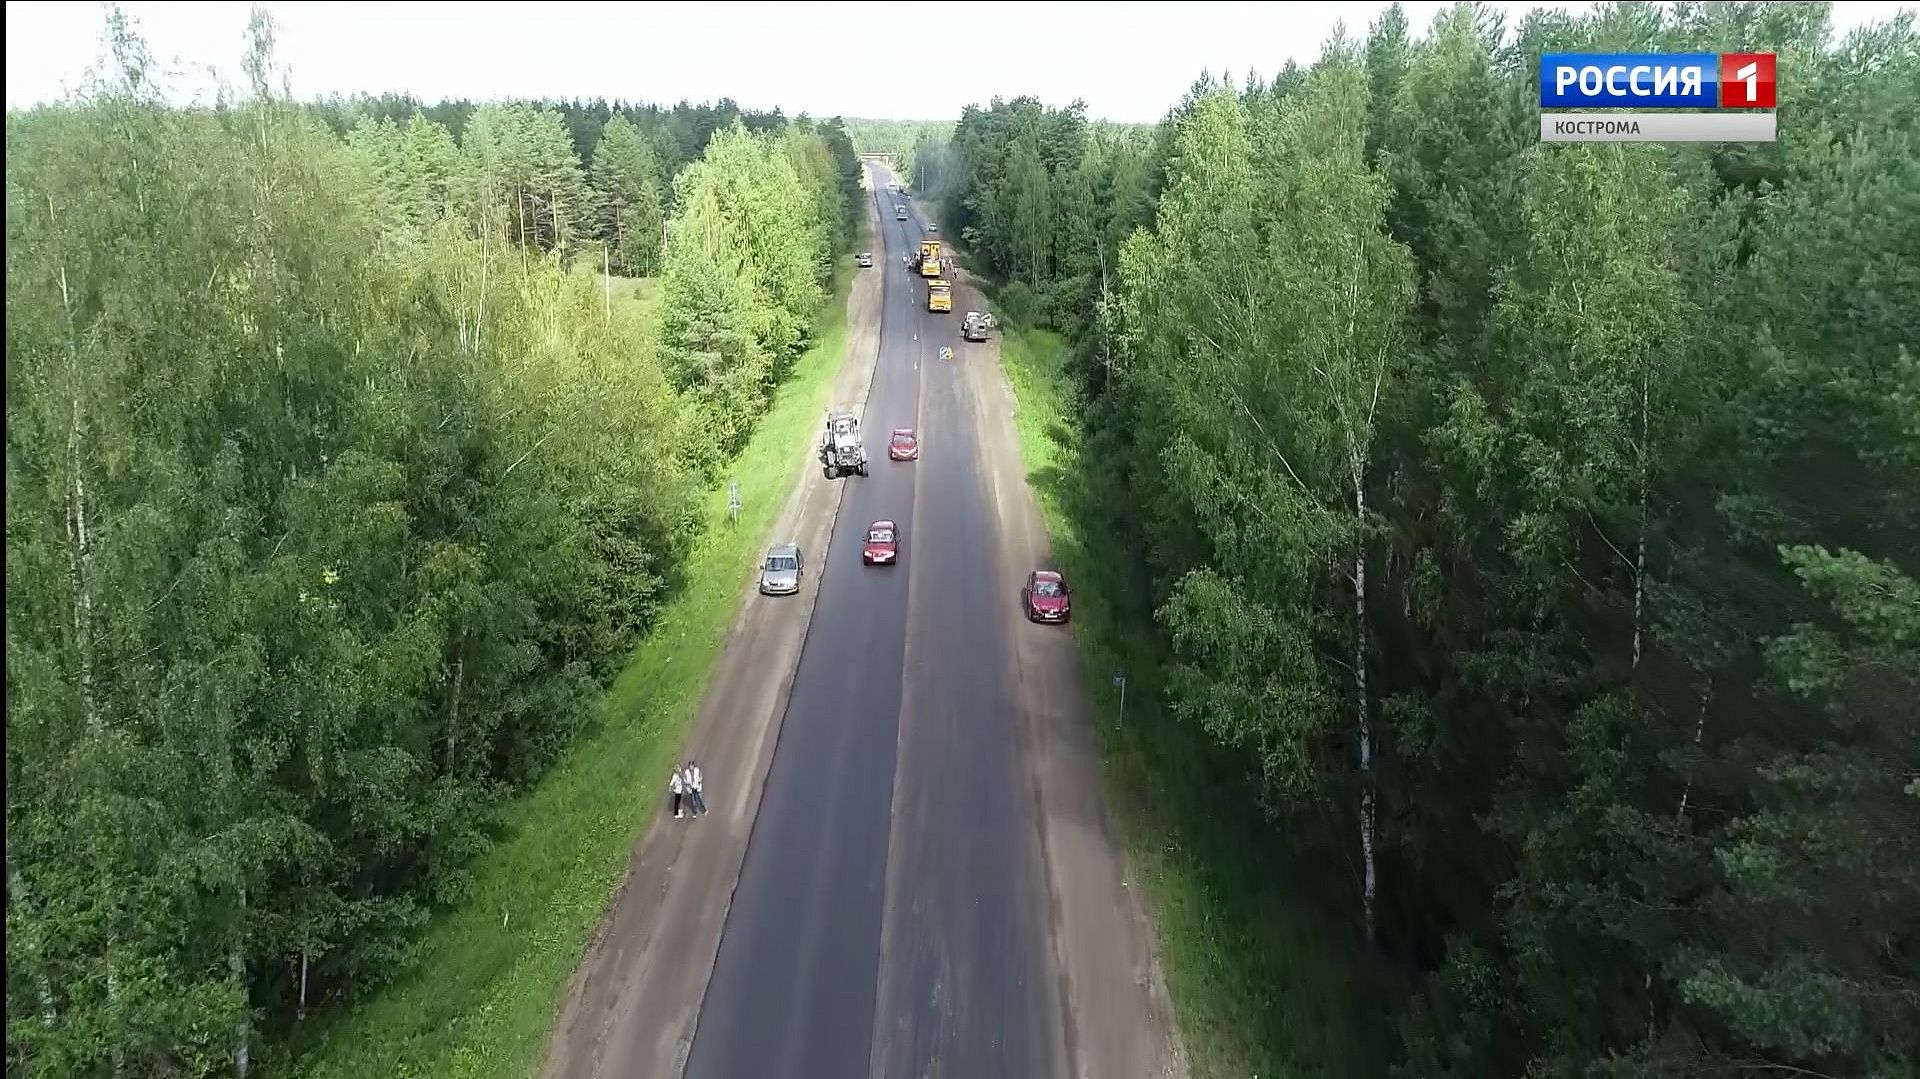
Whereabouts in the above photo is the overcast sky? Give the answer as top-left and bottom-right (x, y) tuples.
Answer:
(6, 1), (1914, 122)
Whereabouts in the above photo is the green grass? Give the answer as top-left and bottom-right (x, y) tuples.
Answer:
(290, 259), (859, 1079)
(997, 327), (1391, 1078)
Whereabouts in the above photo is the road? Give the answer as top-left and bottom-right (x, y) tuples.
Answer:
(542, 166), (1185, 1079)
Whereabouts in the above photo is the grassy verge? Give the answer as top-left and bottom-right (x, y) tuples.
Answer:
(291, 257), (860, 1079)
(996, 327), (1390, 1078)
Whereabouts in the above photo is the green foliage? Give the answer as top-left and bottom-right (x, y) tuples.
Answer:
(842, 117), (952, 181)
(288, 262), (860, 1079)
(943, 97), (1157, 390)
(655, 121), (846, 474)
(956, 3), (1920, 1076)
(590, 116), (665, 276)
(5, 10), (853, 1077)
(458, 103), (595, 254)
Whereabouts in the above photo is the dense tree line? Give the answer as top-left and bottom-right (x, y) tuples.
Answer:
(317, 93), (797, 182)
(333, 94), (858, 278)
(938, 96), (1158, 370)
(4, 8), (855, 1076)
(842, 117), (953, 183)
(948, 3), (1918, 1076)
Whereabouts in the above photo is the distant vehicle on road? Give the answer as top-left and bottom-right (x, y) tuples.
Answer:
(760, 544), (804, 596)
(857, 251), (873, 267)
(888, 428), (919, 461)
(1023, 570), (1071, 623)
(862, 521), (899, 566)
(925, 222), (938, 233)
(896, 205), (908, 220)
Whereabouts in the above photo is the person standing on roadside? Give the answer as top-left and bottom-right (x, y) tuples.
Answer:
(669, 766), (685, 819)
(684, 761), (706, 818)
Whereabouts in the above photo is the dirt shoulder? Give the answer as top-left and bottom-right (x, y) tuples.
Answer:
(949, 268), (1191, 1079)
(538, 189), (887, 1079)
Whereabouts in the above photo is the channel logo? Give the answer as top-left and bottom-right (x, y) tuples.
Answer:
(1540, 52), (1777, 109)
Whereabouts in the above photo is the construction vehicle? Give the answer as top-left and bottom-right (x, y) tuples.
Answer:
(962, 310), (991, 341)
(919, 239), (943, 277)
(928, 280), (952, 313)
(818, 408), (868, 478)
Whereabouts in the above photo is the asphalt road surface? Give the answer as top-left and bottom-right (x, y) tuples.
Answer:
(544, 166), (1184, 1079)
(682, 168), (1058, 1079)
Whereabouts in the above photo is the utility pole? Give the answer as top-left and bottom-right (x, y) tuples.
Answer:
(1112, 671), (1127, 730)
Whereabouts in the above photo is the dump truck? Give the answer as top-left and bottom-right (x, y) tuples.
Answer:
(962, 310), (991, 341)
(818, 408), (868, 478)
(928, 280), (952, 313)
(919, 239), (943, 277)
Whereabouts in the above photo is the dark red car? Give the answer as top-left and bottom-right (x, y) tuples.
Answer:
(1023, 569), (1071, 623)
(888, 428), (919, 461)
(863, 520), (899, 566)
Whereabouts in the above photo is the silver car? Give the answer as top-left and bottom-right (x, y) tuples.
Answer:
(857, 251), (873, 267)
(759, 543), (803, 596)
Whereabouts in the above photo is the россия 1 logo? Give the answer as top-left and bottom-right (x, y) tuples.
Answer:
(1537, 52), (1777, 143)
(1539, 52), (1777, 109)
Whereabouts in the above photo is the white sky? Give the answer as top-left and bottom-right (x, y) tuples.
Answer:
(6, 1), (1914, 123)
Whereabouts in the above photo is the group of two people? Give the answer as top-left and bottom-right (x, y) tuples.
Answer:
(668, 760), (705, 819)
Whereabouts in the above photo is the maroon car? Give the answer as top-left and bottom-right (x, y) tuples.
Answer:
(887, 428), (919, 461)
(1023, 570), (1071, 623)
(863, 520), (899, 566)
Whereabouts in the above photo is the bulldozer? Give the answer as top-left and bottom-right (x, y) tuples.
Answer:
(927, 280), (952, 313)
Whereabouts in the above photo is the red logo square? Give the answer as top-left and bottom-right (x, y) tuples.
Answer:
(1720, 53), (1777, 108)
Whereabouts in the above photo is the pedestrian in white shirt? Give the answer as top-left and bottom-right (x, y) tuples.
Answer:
(684, 761), (706, 818)
(668, 767), (685, 819)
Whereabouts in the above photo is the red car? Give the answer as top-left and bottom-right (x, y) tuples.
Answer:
(888, 428), (919, 461)
(1023, 570), (1071, 623)
(862, 520), (899, 566)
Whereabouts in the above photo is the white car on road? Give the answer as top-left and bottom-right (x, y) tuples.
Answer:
(759, 544), (803, 596)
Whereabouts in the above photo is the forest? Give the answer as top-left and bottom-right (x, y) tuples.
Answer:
(932, 2), (1918, 1076)
(842, 116), (955, 182)
(4, 7), (858, 1076)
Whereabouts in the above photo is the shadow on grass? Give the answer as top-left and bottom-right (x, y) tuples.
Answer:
(1000, 328), (1392, 1079)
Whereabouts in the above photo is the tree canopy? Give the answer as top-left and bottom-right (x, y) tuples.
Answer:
(947, 3), (1920, 1076)
(4, 9), (857, 1076)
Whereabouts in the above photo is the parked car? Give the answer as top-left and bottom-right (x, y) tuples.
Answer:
(759, 543), (803, 596)
(857, 251), (873, 267)
(862, 520), (899, 566)
(1023, 569), (1071, 623)
(887, 428), (919, 461)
